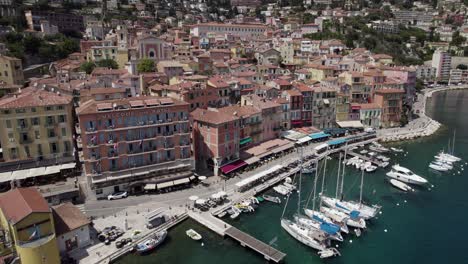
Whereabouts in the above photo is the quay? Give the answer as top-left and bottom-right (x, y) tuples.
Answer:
(104, 213), (188, 264)
(346, 150), (386, 167)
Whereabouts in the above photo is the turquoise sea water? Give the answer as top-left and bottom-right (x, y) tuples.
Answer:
(119, 90), (468, 264)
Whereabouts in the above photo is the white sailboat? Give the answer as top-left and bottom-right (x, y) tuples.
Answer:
(303, 158), (349, 235)
(294, 215), (343, 242)
(429, 163), (449, 171)
(386, 165), (428, 185)
(320, 206), (366, 229)
(280, 148), (339, 258)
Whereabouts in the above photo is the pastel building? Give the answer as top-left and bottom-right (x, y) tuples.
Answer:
(77, 97), (194, 198)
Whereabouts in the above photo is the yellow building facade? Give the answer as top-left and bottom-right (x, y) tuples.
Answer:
(0, 87), (74, 164)
(0, 188), (60, 264)
(0, 55), (24, 86)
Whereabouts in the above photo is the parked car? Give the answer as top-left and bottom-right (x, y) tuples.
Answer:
(108, 191), (128, 200)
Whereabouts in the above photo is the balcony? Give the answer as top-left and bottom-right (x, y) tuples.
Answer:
(84, 119), (188, 134)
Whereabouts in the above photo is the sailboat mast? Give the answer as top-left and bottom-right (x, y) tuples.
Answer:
(359, 169), (364, 206)
(452, 130), (456, 155)
(448, 138), (451, 154)
(312, 159), (319, 211)
(335, 153), (341, 198)
(340, 145), (348, 200)
(319, 159), (326, 209)
(297, 147), (303, 215)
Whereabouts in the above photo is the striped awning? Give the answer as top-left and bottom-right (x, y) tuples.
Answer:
(157, 181), (174, 189)
(144, 184), (156, 190)
(173, 178), (190, 185)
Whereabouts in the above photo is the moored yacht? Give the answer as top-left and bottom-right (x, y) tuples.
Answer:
(281, 219), (329, 251)
(304, 208), (349, 234)
(320, 206), (366, 229)
(321, 196), (381, 220)
(386, 165), (428, 185)
(294, 215), (343, 242)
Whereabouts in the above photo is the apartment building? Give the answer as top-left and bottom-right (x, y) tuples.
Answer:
(24, 10), (84, 33)
(191, 108), (240, 176)
(432, 50), (452, 82)
(77, 97), (194, 198)
(190, 23), (268, 39)
(374, 89), (405, 128)
(0, 55), (24, 86)
(0, 87), (75, 169)
(311, 86), (337, 129)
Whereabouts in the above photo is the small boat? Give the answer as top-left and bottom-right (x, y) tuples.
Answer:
(319, 248), (341, 258)
(217, 211), (227, 218)
(302, 167), (315, 174)
(273, 185), (290, 196)
(230, 211), (240, 219)
(391, 147), (404, 153)
(294, 215), (343, 242)
(256, 196), (265, 202)
(365, 165), (377, 172)
(389, 179), (413, 192)
(359, 150), (368, 154)
(262, 194), (281, 204)
(368, 152), (377, 157)
(283, 182), (296, 191)
(186, 229), (202, 241)
(435, 152), (461, 162)
(432, 160), (453, 169)
(135, 230), (167, 254)
(429, 163), (449, 171)
(379, 161), (390, 168)
(377, 155), (390, 162)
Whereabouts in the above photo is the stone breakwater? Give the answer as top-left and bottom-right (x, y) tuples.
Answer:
(380, 85), (468, 143)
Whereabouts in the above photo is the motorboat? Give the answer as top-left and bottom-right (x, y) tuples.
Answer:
(379, 161), (390, 168)
(386, 165), (428, 185)
(294, 215), (343, 242)
(304, 208), (349, 234)
(262, 194), (281, 204)
(280, 219), (329, 252)
(432, 160), (453, 169)
(389, 179), (413, 192)
(365, 164), (378, 172)
(320, 206), (366, 229)
(230, 211), (240, 219)
(368, 152), (377, 157)
(302, 167), (315, 174)
(321, 196), (381, 220)
(435, 152), (461, 162)
(429, 163), (449, 172)
(273, 185), (291, 196)
(283, 182), (297, 191)
(319, 248), (341, 258)
(217, 211), (227, 218)
(391, 147), (404, 153)
(135, 230), (167, 254)
(186, 229), (202, 241)
(359, 150), (368, 154)
(376, 155), (390, 162)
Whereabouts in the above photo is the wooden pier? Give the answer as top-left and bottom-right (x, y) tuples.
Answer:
(225, 227), (286, 263)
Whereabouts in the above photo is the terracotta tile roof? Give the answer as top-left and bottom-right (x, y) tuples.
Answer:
(208, 77), (230, 88)
(0, 87), (72, 109)
(91, 68), (128, 76)
(77, 96), (187, 115)
(0, 188), (50, 225)
(52, 203), (90, 236)
(191, 108), (239, 125)
(218, 105), (260, 117)
(375, 88), (405, 94)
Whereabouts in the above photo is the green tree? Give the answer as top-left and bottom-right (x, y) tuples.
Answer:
(80, 62), (96, 74)
(451, 31), (466, 47)
(415, 78), (424, 92)
(137, 59), (155, 73)
(456, 64), (467, 70)
(96, 59), (119, 69)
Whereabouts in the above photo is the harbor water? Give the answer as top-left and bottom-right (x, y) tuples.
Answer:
(118, 89), (468, 264)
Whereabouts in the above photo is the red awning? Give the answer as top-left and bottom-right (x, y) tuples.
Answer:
(220, 160), (247, 174)
(291, 120), (303, 125)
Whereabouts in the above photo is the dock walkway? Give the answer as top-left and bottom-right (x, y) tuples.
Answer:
(225, 227), (286, 263)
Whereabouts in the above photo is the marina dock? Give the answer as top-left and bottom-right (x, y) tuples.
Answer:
(225, 227), (286, 263)
(187, 211), (286, 263)
(346, 150), (386, 167)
